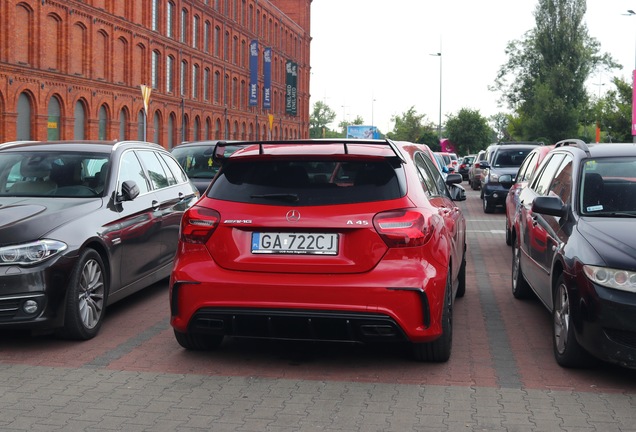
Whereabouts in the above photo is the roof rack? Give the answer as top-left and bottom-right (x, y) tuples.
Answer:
(212, 138), (407, 164)
(554, 138), (590, 156)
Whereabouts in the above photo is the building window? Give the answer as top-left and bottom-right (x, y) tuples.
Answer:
(204, 68), (210, 101)
(204, 21), (210, 53)
(192, 15), (199, 48)
(214, 71), (220, 104)
(181, 60), (187, 96)
(192, 64), (199, 99)
(180, 8), (187, 43)
(166, 55), (174, 93)
(214, 26), (220, 57)
(151, 50), (160, 89)
(224, 31), (229, 61)
(166, 1), (174, 38)
(152, 0), (159, 31)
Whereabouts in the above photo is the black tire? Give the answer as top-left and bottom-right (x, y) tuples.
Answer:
(413, 271), (452, 362)
(483, 196), (494, 213)
(511, 236), (532, 299)
(456, 252), (466, 298)
(505, 216), (512, 246)
(58, 249), (107, 340)
(471, 179), (479, 190)
(174, 329), (224, 350)
(552, 274), (596, 368)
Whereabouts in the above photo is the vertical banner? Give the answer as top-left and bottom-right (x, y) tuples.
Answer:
(291, 62), (297, 117)
(285, 60), (293, 115)
(263, 47), (272, 109)
(249, 40), (258, 107)
(632, 70), (636, 136)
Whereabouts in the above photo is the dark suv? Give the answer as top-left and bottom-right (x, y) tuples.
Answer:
(480, 142), (542, 213)
(512, 139), (636, 369)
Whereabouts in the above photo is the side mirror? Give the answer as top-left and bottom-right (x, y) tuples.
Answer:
(117, 180), (140, 202)
(442, 166), (449, 173)
(480, 161), (490, 169)
(445, 173), (463, 185)
(532, 195), (566, 217)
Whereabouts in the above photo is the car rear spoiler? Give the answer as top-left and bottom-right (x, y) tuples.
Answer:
(212, 138), (407, 165)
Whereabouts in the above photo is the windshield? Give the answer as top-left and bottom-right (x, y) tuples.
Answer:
(493, 148), (533, 168)
(172, 144), (240, 179)
(580, 157), (636, 215)
(0, 151), (110, 197)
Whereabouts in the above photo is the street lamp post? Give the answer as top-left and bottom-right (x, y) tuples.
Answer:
(430, 51), (442, 141)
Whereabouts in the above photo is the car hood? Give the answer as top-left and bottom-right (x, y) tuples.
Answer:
(0, 197), (103, 245)
(578, 217), (636, 270)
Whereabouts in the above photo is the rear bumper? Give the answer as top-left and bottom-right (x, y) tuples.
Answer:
(482, 184), (510, 206)
(170, 249), (449, 344)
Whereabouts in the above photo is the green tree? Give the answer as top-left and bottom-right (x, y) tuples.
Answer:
(596, 76), (632, 142)
(309, 101), (337, 138)
(444, 108), (492, 155)
(492, 0), (618, 142)
(489, 112), (513, 142)
(386, 106), (437, 146)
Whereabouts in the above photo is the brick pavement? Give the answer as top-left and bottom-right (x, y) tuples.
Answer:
(1, 188), (636, 431)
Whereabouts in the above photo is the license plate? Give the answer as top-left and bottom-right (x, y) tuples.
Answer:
(251, 232), (338, 255)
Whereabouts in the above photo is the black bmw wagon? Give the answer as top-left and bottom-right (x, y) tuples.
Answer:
(0, 140), (198, 340)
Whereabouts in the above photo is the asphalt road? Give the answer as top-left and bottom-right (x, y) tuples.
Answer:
(1, 185), (635, 431)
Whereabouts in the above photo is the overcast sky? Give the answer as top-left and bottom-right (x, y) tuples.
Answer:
(309, 0), (636, 132)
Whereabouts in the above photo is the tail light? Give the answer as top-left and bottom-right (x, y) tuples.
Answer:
(180, 206), (220, 244)
(373, 210), (433, 248)
(474, 162), (480, 168)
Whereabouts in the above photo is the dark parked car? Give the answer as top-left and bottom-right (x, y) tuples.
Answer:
(458, 154), (475, 181)
(0, 140), (199, 340)
(480, 142), (542, 213)
(171, 140), (240, 194)
(502, 145), (554, 245)
(468, 150), (486, 190)
(512, 139), (636, 369)
(170, 139), (467, 362)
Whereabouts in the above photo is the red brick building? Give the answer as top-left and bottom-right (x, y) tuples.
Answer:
(0, 0), (311, 147)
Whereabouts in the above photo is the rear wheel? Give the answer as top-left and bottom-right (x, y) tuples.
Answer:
(511, 236), (532, 299)
(505, 216), (512, 246)
(552, 275), (596, 368)
(174, 330), (224, 350)
(413, 271), (453, 362)
(456, 253), (466, 298)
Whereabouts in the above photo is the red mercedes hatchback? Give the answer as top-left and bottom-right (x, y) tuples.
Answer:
(169, 139), (467, 361)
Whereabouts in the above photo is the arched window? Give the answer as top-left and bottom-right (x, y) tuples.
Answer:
(138, 109), (145, 140)
(74, 100), (86, 139)
(47, 96), (61, 141)
(168, 113), (175, 149)
(193, 116), (200, 141)
(119, 108), (129, 140)
(98, 105), (109, 140)
(17, 92), (32, 140)
(153, 111), (162, 144)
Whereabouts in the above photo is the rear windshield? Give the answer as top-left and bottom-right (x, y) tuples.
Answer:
(493, 148), (533, 168)
(208, 159), (405, 206)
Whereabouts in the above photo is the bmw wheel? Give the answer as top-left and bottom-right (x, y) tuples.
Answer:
(58, 249), (107, 340)
(552, 274), (595, 368)
(505, 216), (512, 246)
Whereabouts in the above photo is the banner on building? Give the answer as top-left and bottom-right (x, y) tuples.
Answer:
(263, 47), (272, 109)
(285, 61), (297, 116)
(249, 40), (258, 107)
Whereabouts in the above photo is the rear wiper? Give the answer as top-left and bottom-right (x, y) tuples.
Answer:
(250, 193), (299, 202)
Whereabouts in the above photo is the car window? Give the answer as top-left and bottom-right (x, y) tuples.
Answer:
(414, 153), (439, 197)
(209, 159), (405, 206)
(160, 153), (189, 184)
(493, 148), (533, 168)
(516, 151), (538, 182)
(136, 150), (169, 190)
(155, 152), (177, 186)
(532, 153), (565, 196)
(548, 155), (573, 204)
(118, 150), (150, 194)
